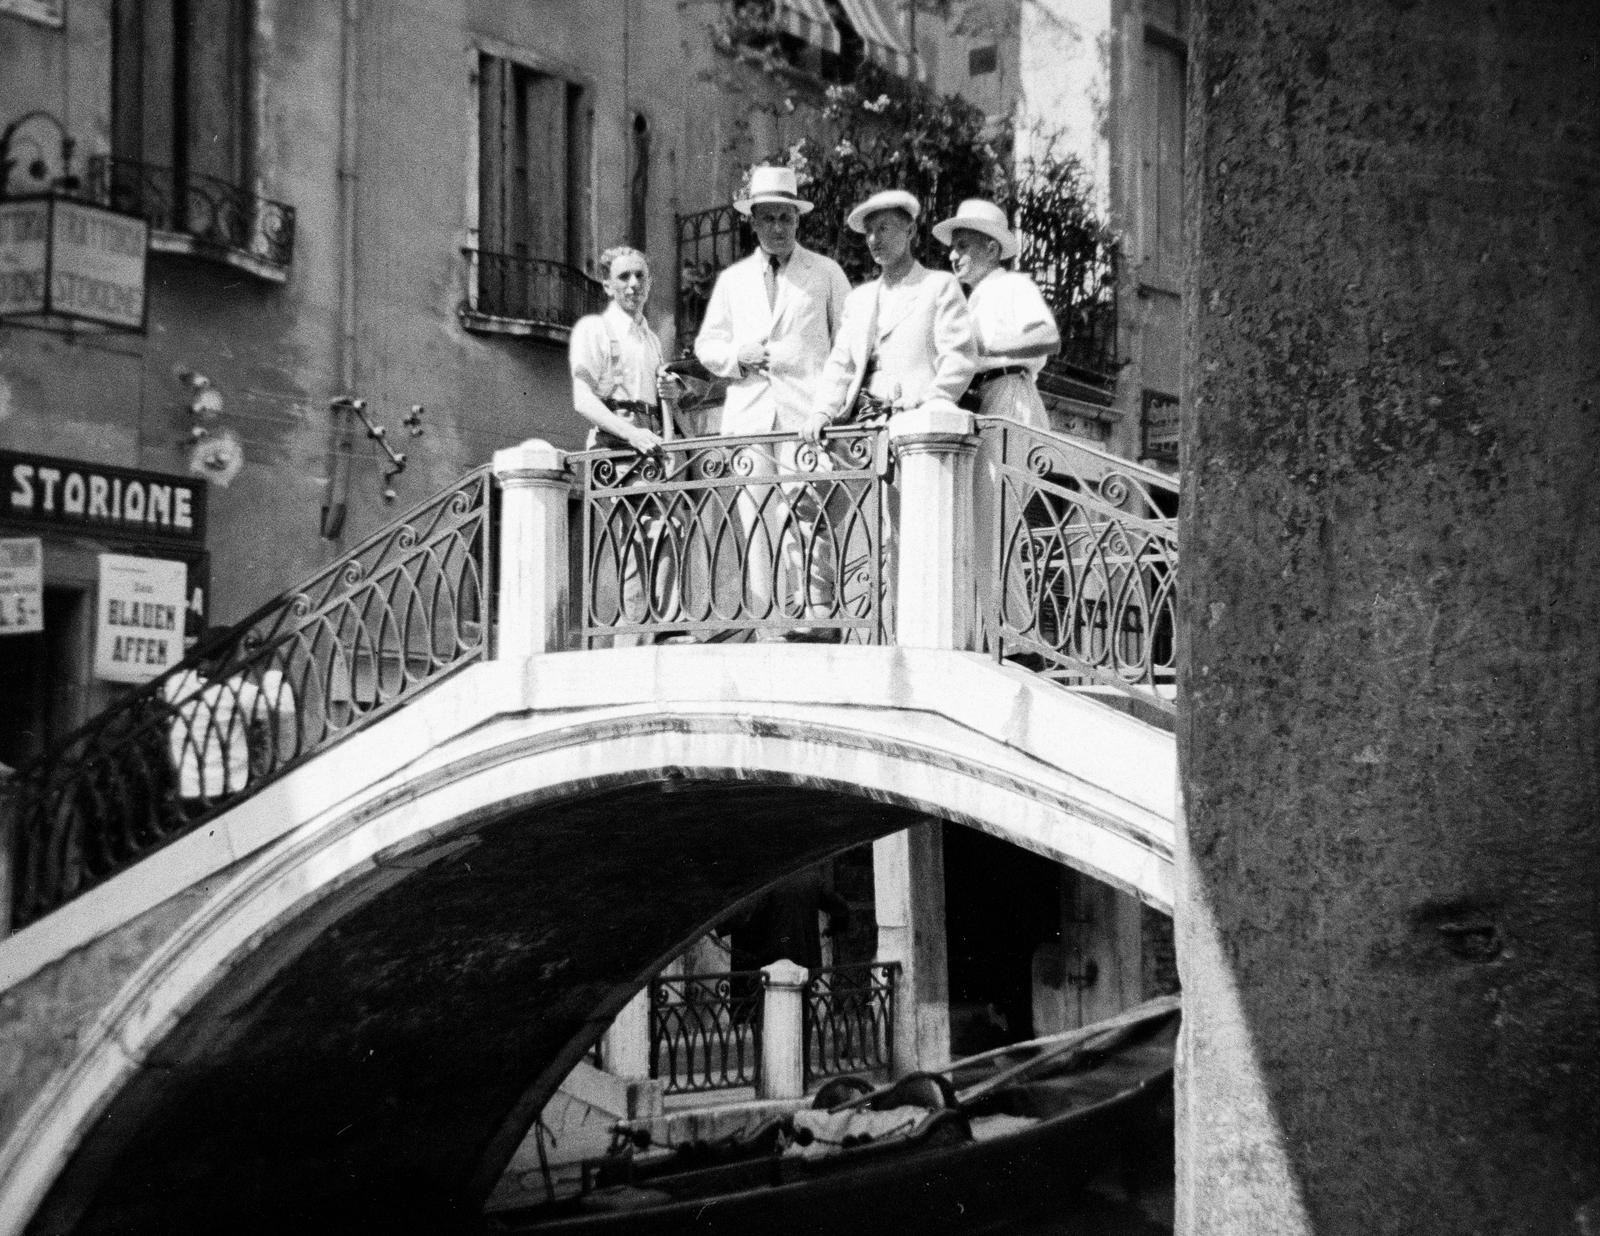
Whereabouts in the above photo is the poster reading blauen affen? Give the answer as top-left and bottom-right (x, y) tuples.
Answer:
(95, 553), (187, 683)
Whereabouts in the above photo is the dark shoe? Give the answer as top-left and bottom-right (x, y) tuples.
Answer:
(781, 628), (842, 644)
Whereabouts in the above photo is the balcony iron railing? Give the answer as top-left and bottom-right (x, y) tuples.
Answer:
(1028, 233), (1120, 389)
(9, 468), (493, 927)
(675, 205), (750, 346)
(87, 155), (296, 273)
(576, 428), (890, 647)
(461, 249), (607, 335)
(979, 418), (1177, 712)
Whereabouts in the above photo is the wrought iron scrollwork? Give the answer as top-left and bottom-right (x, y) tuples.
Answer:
(10, 469), (493, 927)
(648, 970), (764, 1095)
(577, 428), (889, 646)
(87, 155), (296, 270)
(461, 249), (607, 331)
(979, 418), (1178, 711)
(802, 961), (899, 1085)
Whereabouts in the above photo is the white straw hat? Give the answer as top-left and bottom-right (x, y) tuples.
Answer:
(734, 166), (814, 216)
(845, 189), (921, 234)
(931, 199), (1018, 260)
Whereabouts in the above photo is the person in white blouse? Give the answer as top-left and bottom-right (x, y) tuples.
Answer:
(931, 199), (1060, 430)
(692, 167), (851, 637)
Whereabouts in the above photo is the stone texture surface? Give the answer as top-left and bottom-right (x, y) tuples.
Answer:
(1178, 1), (1600, 1233)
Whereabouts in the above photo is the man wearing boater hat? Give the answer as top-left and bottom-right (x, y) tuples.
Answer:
(693, 166), (851, 637)
(932, 198), (1060, 429)
(801, 189), (977, 443)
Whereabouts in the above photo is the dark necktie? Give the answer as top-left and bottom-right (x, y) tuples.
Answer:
(765, 254), (781, 309)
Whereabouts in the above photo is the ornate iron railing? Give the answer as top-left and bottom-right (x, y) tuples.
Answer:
(576, 428), (890, 646)
(802, 961), (897, 1085)
(9, 469), (493, 927)
(462, 249), (607, 332)
(87, 155), (296, 271)
(650, 970), (764, 1095)
(979, 418), (1177, 713)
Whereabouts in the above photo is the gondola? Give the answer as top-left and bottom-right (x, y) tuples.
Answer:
(488, 996), (1178, 1235)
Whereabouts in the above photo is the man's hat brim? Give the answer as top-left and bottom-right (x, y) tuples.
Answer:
(734, 193), (815, 216)
(846, 190), (921, 233)
(931, 214), (1019, 260)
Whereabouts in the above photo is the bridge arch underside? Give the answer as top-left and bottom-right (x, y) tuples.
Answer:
(31, 780), (936, 1235)
(14, 662), (1174, 1235)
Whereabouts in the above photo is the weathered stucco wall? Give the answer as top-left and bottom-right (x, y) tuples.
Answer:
(1178, 0), (1600, 1232)
(0, 0), (800, 631)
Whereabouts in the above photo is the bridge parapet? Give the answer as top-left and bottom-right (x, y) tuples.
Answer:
(7, 415), (1175, 931)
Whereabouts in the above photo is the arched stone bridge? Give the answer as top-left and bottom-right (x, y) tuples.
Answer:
(0, 413), (1178, 1233)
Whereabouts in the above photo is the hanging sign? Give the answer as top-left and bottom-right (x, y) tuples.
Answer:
(0, 196), (149, 331)
(0, 536), (44, 634)
(95, 553), (187, 682)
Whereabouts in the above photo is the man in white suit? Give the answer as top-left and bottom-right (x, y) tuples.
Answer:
(800, 190), (978, 634)
(693, 167), (851, 637)
(800, 189), (977, 442)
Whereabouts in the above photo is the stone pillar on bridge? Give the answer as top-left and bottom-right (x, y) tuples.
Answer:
(888, 406), (979, 650)
(1180, 2), (1600, 1233)
(874, 821), (949, 1078)
(492, 439), (571, 659)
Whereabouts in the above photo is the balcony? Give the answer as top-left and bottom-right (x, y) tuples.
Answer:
(87, 156), (295, 281)
(459, 249), (607, 344)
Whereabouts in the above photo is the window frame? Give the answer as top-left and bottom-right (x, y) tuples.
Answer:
(461, 39), (600, 340)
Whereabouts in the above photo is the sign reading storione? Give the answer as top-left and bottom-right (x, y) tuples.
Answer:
(0, 196), (149, 330)
(1, 449), (207, 544)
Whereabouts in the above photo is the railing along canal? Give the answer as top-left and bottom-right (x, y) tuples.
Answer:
(650, 970), (763, 1095)
(802, 961), (897, 1086)
(10, 469), (493, 927)
(648, 962), (898, 1096)
(979, 419), (1178, 712)
(576, 427), (890, 647)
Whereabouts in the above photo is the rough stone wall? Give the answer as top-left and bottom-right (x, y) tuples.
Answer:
(1178, 1), (1600, 1233)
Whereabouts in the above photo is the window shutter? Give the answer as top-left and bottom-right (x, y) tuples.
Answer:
(478, 54), (517, 257)
(524, 73), (569, 262)
(1139, 39), (1185, 292)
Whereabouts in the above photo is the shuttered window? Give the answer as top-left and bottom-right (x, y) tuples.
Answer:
(1137, 35), (1185, 294)
(478, 54), (593, 273)
(112, 0), (253, 189)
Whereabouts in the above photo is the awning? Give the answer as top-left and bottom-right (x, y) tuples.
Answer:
(835, 0), (916, 78)
(776, 0), (842, 55)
